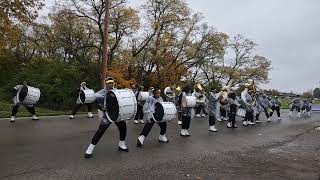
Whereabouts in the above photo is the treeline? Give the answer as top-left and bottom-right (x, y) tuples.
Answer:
(0, 0), (271, 109)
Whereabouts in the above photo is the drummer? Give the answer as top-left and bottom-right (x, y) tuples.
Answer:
(134, 85), (145, 124)
(137, 88), (169, 147)
(84, 77), (129, 158)
(10, 80), (39, 122)
(69, 82), (94, 119)
(179, 83), (193, 137)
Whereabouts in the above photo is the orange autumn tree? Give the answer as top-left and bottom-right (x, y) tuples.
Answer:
(107, 68), (136, 88)
(0, 0), (43, 53)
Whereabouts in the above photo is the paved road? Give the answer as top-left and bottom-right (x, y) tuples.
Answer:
(0, 111), (320, 180)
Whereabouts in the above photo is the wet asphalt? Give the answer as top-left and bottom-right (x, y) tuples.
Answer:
(0, 111), (320, 180)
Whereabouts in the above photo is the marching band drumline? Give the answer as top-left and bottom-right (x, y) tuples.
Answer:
(8, 78), (314, 158)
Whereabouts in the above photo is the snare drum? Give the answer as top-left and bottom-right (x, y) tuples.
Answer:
(181, 96), (197, 108)
(79, 89), (96, 104)
(17, 86), (41, 105)
(237, 108), (246, 117)
(104, 89), (137, 122)
(153, 102), (177, 122)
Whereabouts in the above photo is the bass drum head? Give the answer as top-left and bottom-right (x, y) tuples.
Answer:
(154, 102), (164, 121)
(18, 86), (28, 103)
(106, 91), (120, 121)
(79, 90), (86, 104)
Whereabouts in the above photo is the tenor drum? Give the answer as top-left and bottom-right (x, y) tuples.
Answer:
(237, 108), (246, 117)
(138, 91), (149, 102)
(182, 96), (197, 108)
(79, 89), (96, 104)
(105, 89), (137, 122)
(17, 86), (41, 105)
(153, 102), (177, 122)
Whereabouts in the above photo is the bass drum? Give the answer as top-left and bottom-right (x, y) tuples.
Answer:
(105, 89), (137, 122)
(154, 102), (177, 122)
(181, 96), (197, 108)
(138, 91), (149, 102)
(237, 108), (246, 117)
(79, 89), (96, 104)
(17, 86), (41, 105)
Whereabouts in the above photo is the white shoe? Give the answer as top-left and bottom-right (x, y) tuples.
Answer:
(180, 129), (187, 136)
(69, 115), (74, 119)
(134, 120), (139, 124)
(85, 144), (95, 158)
(159, 134), (169, 143)
(248, 121), (255, 125)
(185, 130), (190, 136)
(10, 116), (15, 122)
(139, 120), (145, 124)
(289, 111), (293, 117)
(227, 122), (232, 128)
(267, 118), (271, 122)
(32, 115), (39, 120)
(137, 135), (145, 147)
(201, 114), (206, 117)
(195, 114), (201, 118)
(243, 121), (247, 126)
(118, 141), (128, 152)
(298, 113), (301, 118)
(217, 118), (223, 122)
(223, 117), (229, 121)
(209, 126), (218, 132)
(255, 120), (260, 123)
(88, 112), (93, 118)
(278, 117), (282, 120)
(178, 120), (182, 125)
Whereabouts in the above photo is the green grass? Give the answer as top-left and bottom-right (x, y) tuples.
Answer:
(280, 98), (291, 109)
(0, 101), (68, 118)
(314, 98), (320, 104)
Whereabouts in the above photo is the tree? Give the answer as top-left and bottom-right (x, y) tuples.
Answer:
(271, 89), (280, 96)
(0, 0), (44, 53)
(303, 91), (313, 98)
(313, 88), (320, 98)
(223, 35), (271, 86)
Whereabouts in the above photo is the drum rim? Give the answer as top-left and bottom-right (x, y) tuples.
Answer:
(79, 89), (95, 104)
(181, 96), (196, 107)
(18, 86), (28, 103)
(17, 86), (41, 104)
(154, 102), (176, 122)
(105, 88), (137, 122)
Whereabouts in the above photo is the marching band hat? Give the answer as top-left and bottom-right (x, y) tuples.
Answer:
(105, 77), (115, 84)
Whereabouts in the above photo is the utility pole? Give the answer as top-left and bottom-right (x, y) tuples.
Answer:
(101, 0), (110, 87)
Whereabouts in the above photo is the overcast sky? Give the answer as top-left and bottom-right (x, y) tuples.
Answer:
(43, 0), (320, 93)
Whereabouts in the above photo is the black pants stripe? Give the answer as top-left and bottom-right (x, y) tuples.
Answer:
(196, 104), (207, 115)
(270, 106), (281, 117)
(290, 105), (301, 112)
(182, 116), (191, 130)
(228, 113), (236, 126)
(71, 103), (92, 115)
(263, 108), (270, 118)
(209, 116), (216, 126)
(244, 110), (254, 122)
(255, 113), (260, 121)
(220, 108), (227, 118)
(11, 105), (36, 116)
(134, 104), (144, 120)
(140, 119), (167, 136)
(91, 120), (127, 145)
